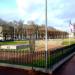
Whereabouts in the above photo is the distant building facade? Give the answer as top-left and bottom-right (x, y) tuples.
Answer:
(23, 25), (68, 40)
(0, 24), (69, 41)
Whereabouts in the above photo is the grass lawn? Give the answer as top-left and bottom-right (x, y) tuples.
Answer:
(0, 40), (29, 45)
(62, 38), (75, 45)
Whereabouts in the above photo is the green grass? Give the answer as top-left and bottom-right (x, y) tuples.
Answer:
(62, 38), (75, 45)
(0, 48), (30, 52)
(0, 40), (30, 51)
(0, 40), (29, 45)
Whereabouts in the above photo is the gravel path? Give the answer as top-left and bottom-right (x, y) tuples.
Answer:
(35, 39), (63, 51)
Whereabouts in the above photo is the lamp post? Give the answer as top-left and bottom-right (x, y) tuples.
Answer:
(69, 20), (71, 45)
(45, 0), (48, 71)
(14, 26), (15, 41)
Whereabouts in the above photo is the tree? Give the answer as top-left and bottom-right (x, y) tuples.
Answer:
(1, 21), (14, 41)
(17, 20), (24, 40)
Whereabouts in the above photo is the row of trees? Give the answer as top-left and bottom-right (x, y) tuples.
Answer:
(0, 19), (39, 40)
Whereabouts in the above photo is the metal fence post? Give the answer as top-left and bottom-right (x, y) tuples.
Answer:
(45, 0), (48, 71)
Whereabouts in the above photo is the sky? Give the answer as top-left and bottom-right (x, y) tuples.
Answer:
(0, 0), (75, 31)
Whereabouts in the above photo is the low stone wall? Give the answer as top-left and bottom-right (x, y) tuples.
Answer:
(0, 44), (30, 49)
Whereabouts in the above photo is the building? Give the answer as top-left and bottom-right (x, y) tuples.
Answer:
(0, 24), (68, 41)
(23, 25), (68, 39)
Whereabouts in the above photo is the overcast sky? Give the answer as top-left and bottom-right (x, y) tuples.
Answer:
(0, 0), (75, 31)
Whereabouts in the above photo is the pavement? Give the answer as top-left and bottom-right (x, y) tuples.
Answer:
(53, 56), (75, 75)
(0, 66), (50, 75)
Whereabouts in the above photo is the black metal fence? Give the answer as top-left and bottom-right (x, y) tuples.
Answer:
(0, 44), (75, 69)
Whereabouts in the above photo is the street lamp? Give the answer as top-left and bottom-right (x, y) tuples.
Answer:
(14, 26), (15, 41)
(45, 0), (48, 70)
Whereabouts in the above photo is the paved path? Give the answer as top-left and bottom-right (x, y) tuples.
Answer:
(53, 56), (75, 75)
(0, 66), (50, 75)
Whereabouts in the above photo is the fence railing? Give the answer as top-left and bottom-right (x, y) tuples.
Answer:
(0, 44), (75, 69)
